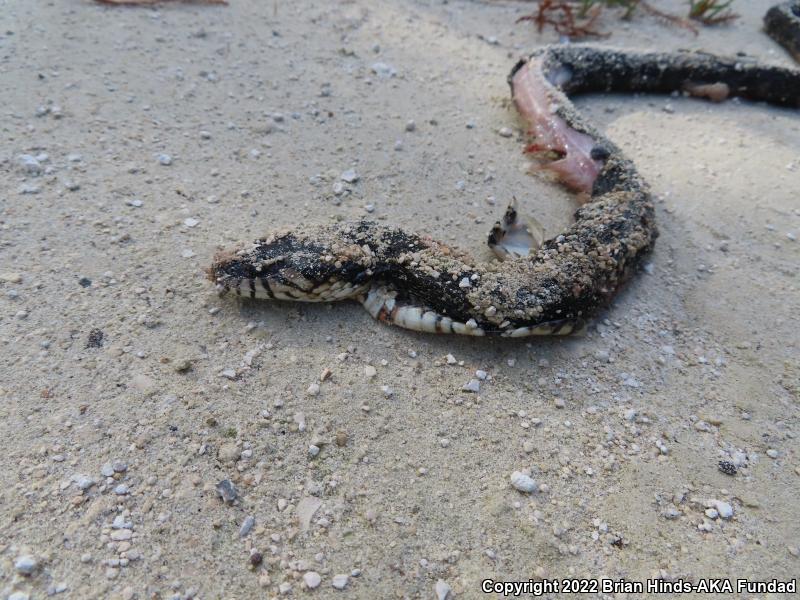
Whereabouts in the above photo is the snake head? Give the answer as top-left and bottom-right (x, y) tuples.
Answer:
(208, 229), (374, 302)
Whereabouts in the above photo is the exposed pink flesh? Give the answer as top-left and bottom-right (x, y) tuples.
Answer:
(683, 81), (730, 103)
(512, 58), (602, 193)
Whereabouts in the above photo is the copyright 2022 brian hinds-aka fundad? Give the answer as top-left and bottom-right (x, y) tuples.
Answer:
(481, 577), (797, 596)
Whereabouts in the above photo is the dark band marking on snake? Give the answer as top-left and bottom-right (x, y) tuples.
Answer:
(208, 4), (800, 337)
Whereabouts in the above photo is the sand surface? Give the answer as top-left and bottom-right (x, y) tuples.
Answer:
(1, 0), (799, 598)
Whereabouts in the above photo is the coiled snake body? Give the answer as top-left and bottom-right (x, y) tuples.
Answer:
(209, 2), (800, 337)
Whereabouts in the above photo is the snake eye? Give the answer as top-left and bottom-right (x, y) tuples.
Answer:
(590, 145), (611, 161)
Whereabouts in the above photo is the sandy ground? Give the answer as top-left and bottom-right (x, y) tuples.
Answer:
(1, 0), (799, 598)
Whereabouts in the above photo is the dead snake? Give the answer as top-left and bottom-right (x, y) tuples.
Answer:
(209, 2), (800, 337)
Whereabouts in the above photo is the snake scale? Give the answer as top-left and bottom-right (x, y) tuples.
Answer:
(209, 2), (800, 337)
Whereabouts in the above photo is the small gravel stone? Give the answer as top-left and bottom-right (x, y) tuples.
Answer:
(371, 62), (397, 78)
(114, 484), (129, 495)
(709, 499), (734, 519)
(498, 127), (513, 138)
(157, 153), (172, 165)
(101, 463), (115, 477)
(307, 383), (321, 396)
(340, 169), (359, 183)
(184, 217), (199, 228)
(8, 593), (30, 600)
(18, 154), (42, 175)
(405, 120), (416, 132)
(1, 273), (23, 284)
(239, 515), (255, 537)
(332, 574), (349, 590)
(463, 379), (480, 393)
(112, 460), (128, 473)
(74, 474), (96, 490)
(435, 579), (452, 600)
(215, 479), (238, 503)
(110, 529), (132, 541)
(767, 448), (779, 458)
(112, 515), (131, 529)
(15, 555), (37, 575)
(19, 184), (41, 194)
(594, 349), (610, 362)
(303, 571), (322, 589)
(718, 460), (737, 476)
(510, 471), (538, 493)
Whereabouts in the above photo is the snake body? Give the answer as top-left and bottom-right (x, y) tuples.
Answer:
(209, 6), (800, 337)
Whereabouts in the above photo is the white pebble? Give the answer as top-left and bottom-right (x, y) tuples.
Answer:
(510, 471), (538, 493)
(371, 62), (397, 78)
(709, 499), (734, 519)
(498, 127), (513, 138)
(303, 571), (322, 589)
(307, 383), (320, 396)
(239, 515), (255, 537)
(18, 154), (42, 175)
(331, 574), (349, 589)
(157, 153), (172, 165)
(435, 579), (452, 600)
(15, 555), (37, 575)
(74, 475), (96, 490)
(340, 169), (359, 183)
